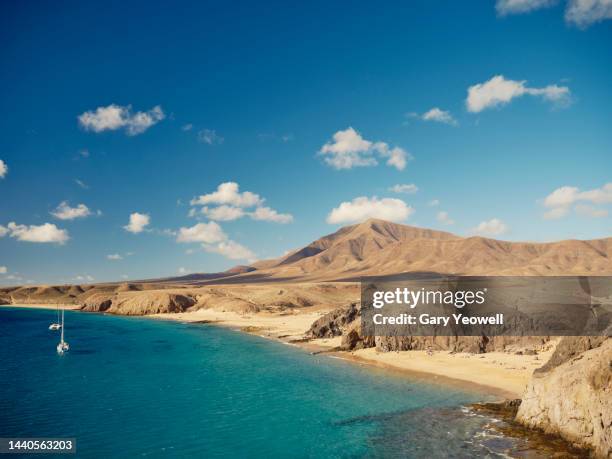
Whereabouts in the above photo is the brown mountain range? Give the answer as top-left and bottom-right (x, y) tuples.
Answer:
(243, 218), (612, 280)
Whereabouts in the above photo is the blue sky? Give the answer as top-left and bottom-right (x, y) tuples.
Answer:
(1, 0), (611, 284)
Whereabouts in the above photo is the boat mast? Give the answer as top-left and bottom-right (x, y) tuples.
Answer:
(60, 309), (65, 344)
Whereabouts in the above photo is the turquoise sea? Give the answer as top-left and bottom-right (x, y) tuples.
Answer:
(0, 307), (544, 458)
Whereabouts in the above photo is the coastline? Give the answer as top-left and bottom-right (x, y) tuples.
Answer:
(0, 303), (81, 310)
(2, 303), (543, 399)
(151, 309), (542, 398)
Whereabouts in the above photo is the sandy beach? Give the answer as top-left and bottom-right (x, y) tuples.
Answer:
(153, 308), (552, 398)
(3, 303), (553, 398)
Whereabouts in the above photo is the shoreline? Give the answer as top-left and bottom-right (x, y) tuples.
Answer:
(0, 303), (81, 310)
(2, 303), (541, 399)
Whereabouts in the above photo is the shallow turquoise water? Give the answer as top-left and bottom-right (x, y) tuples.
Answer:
(1, 308), (528, 458)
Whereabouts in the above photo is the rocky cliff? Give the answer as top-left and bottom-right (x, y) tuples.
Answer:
(516, 337), (611, 458)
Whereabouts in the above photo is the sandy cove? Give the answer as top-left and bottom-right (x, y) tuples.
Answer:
(2, 303), (551, 398)
(153, 308), (552, 398)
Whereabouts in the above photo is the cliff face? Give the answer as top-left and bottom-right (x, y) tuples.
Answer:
(516, 337), (611, 458)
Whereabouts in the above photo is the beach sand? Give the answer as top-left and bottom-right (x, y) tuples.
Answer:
(153, 308), (552, 398)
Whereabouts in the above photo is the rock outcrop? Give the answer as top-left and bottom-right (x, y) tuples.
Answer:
(307, 303), (359, 338)
(81, 292), (197, 315)
(516, 337), (611, 458)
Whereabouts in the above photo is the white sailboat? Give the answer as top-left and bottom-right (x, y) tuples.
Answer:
(56, 308), (69, 354)
(49, 303), (61, 330)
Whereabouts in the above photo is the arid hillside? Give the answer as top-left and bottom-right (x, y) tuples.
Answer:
(244, 218), (612, 280)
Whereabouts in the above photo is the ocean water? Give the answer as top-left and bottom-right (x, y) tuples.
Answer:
(0, 308), (543, 458)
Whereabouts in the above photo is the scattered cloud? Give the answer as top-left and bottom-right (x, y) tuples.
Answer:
(198, 129), (224, 145)
(542, 183), (612, 219)
(496, 0), (612, 27)
(5, 222), (69, 244)
(176, 221), (255, 261)
(190, 182), (293, 223)
(79, 149), (90, 158)
(181, 123), (193, 131)
(319, 127), (411, 171)
(107, 253), (123, 260)
(574, 204), (608, 218)
(202, 205), (246, 221)
(74, 274), (94, 282)
(390, 184), (418, 194)
(203, 240), (256, 261)
(177, 222), (227, 244)
(566, 0), (612, 27)
(327, 196), (414, 224)
(178, 267), (189, 274)
(75, 179), (89, 189)
(466, 75), (570, 113)
(0, 159), (7, 178)
(471, 218), (508, 236)
(250, 206), (293, 224)
(124, 212), (150, 234)
(421, 108), (458, 125)
(78, 104), (165, 136)
(0, 225), (7, 237)
(428, 199), (440, 207)
(437, 211), (455, 225)
(191, 182), (262, 207)
(0, 266), (7, 274)
(496, 0), (556, 16)
(51, 201), (92, 220)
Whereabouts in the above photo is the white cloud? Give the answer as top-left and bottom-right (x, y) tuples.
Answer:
(0, 266), (7, 274)
(0, 159), (7, 178)
(78, 104), (165, 136)
(124, 212), (150, 234)
(319, 127), (410, 171)
(542, 183), (612, 219)
(6, 222), (69, 244)
(201, 205), (246, 221)
(176, 222), (227, 244)
(191, 182), (263, 207)
(107, 253), (123, 260)
(471, 218), (508, 236)
(79, 149), (90, 158)
(198, 129), (224, 145)
(466, 75), (570, 113)
(390, 184), (418, 194)
(178, 267), (189, 274)
(203, 240), (256, 261)
(543, 207), (570, 220)
(75, 179), (88, 189)
(0, 225), (8, 237)
(74, 274), (94, 282)
(428, 199), (440, 207)
(421, 108), (458, 125)
(51, 201), (92, 220)
(566, 0), (612, 27)
(496, 0), (556, 16)
(182, 123), (193, 131)
(327, 196), (414, 224)
(176, 221), (255, 261)
(250, 206), (293, 224)
(574, 204), (608, 218)
(437, 211), (455, 225)
(190, 182), (293, 224)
